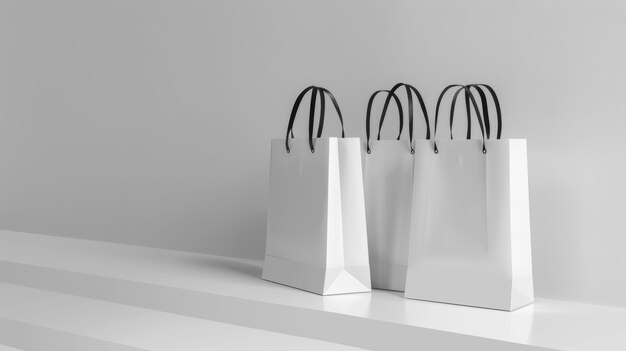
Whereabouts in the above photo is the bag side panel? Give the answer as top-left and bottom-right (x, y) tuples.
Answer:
(507, 139), (534, 309)
(333, 138), (371, 291)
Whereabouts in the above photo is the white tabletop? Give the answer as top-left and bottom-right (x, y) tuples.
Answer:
(1, 230), (625, 350)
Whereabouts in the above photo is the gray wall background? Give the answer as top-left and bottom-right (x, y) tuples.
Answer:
(1, 0), (625, 307)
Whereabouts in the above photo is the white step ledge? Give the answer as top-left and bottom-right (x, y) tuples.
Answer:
(0, 283), (363, 351)
(1, 230), (625, 350)
(0, 344), (25, 351)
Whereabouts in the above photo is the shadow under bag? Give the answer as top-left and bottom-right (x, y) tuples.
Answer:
(262, 86), (371, 295)
(362, 83), (430, 292)
(405, 85), (534, 310)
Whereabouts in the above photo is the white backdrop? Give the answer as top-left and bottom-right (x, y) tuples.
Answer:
(1, 0), (625, 308)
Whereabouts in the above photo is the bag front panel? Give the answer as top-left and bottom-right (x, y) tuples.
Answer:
(422, 140), (489, 265)
(265, 138), (330, 267)
(407, 139), (533, 309)
(363, 140), (414, 268)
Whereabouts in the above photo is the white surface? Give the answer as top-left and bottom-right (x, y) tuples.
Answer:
(1, 0), (626, 308)
(0, 283), (363, 351)
(1, 230), (626, 350)
(406, 139), (533, 310)
(263, 137), (370, 295)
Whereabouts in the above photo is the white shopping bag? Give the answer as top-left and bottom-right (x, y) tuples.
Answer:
(362, 84), (430, 291)
(405, 85), (534, 310)
(263, 86), (371, 295)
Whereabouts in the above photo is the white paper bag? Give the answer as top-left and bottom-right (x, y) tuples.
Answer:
(262, 86), (371, 295)
(405, 85), (534, 310)
(362, 84), (430, 291)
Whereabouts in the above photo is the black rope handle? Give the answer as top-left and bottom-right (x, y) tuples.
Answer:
(433, 85), (486, 154)
(377, 91), (403, 142)
(466, 84), (502, 139)
(450, 87), (486, 150)
(285, 86), (316, 153)
(379, 83), (431, 154)
(365, 90), (403, 154)
(434, 84), (472, 141)
(285, 86), (344, 153)
(307, 87), (317, 152)
(316, 87), (345, 139)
